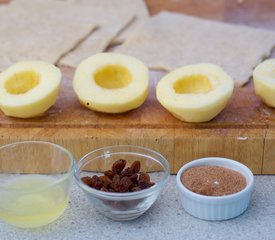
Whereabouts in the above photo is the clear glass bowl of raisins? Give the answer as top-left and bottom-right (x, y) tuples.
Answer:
(74, 145), (170, 221)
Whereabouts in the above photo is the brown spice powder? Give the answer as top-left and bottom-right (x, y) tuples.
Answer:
(181, 165), (247, 196)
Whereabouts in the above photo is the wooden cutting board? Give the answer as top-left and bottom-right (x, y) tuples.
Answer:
(0, 0), (275, 174)
(1, 67), (275, 174)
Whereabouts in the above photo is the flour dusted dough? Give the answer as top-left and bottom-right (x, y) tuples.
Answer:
(59, 0), (147, 67)
(63, 0), (149, 45)
(112, 0), (149, 44)
(0, 0), (97, 70)
(59, 11), (133, 67)
(1, 0), (136, 70)
(115, 11), (275, 87)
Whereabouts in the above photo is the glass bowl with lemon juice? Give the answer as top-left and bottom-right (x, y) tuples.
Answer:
(0, 141), (75, 228)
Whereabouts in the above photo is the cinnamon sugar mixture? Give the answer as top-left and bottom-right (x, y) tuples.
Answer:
(181, 166), (247, 196)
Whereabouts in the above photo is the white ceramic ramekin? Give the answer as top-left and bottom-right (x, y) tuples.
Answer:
(176, 157), (254, 221)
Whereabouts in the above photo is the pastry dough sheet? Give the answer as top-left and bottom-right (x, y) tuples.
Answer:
(115, 11), (275, 87)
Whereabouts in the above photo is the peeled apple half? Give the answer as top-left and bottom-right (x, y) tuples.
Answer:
(253, 58), (275, 107)
(156, 63), (234, 123)
(73, 53), (149, 113)
(0, 61), (61, 118)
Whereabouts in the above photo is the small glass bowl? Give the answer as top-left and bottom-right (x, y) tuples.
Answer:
(74, 145), (170, 221)
(0, 141), (75, 228)
(176, 157), (254, 221)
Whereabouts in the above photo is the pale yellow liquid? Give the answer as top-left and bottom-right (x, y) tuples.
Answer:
(0, 175), (69, 228)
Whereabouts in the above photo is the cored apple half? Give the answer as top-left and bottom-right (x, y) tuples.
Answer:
(253, 58), (275, 107)
(73, 53), (149, 113)
(0, 61), (61, 118)
(156, 63), (234, 123)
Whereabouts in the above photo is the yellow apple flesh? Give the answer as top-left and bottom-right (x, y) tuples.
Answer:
(73, 53), (149, 113)
(253, 58), (275, 107)
(156, 63), (234, 123)
(0, 61), (61, 118)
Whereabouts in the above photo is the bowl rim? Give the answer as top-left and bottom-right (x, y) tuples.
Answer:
(176, 157), (254, 200)
(74, 145), (170, 199)
(0, 140), (75, 193)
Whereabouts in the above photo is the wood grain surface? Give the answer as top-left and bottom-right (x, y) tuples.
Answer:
(1, 0), (275, 174)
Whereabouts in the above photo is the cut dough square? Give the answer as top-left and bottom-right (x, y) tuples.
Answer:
(115, 11), (275, 86)
(111, 0), (149, 45)
(1, 0), (146, 69)
(0, 0), (97, 70)
(59, 10), (134, 67)
(62, 0), (149, 45)
(59, 0), (147, 67)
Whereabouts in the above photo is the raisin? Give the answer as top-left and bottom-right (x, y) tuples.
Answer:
(130, 173), (138, 184)
(139, 172), (150, 183)
(130, 161), (141, 173)
(120, 177), (133, 191)
(81, 176), (93, 187)
(118, 184), (129, 193)
(109, 183), (119, 192)
(112, 159), (126, 174)
(138, 181), (147, 189)
(90, 175), (104, 190)
(99, 175), (112, 188)
(112, 174), (120, 184)
(119, 167), (133, 178)
(138, 181), (155, 190)
(138, 181), (148, 189)
(104, 170), (116, 180)
(109, 174), (120, 192)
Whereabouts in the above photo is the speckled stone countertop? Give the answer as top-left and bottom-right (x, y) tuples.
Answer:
(1, 175), (275, 240)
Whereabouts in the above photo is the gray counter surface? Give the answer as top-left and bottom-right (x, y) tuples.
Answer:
(1, 175), (275, 240)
